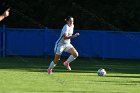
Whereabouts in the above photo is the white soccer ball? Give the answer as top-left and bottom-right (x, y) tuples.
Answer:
(97, 68), (107, 76)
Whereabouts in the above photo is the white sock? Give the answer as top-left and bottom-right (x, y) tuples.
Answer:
(66, 55), (76, 63)
(48, 61), (56, 69)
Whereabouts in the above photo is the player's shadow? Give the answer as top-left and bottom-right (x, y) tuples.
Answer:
(107, 75), (140, 78)
(0, 57), (48, 70)
(0, 57), (140, 75)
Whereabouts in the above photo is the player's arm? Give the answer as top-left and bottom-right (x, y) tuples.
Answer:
(63, 33), (80, 40)
(0, 8), (10, 21)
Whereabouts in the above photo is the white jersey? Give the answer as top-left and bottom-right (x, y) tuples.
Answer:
(56, 24), (74, 44)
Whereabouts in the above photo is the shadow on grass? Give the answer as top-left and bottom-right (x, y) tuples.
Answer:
(107, 75), (140, 78)
(0, 57), (140, 75)
(47, 91), (95, 93)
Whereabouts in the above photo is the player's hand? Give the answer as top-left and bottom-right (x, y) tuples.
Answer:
(74, 33), (80, 37)
(3, 8), (10, 17)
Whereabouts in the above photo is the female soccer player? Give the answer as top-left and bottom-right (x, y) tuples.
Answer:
(47, 16), (80, 75)
(0, 8), (10, 21)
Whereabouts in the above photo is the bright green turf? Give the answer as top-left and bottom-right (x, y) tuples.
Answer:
(0, 57), (140, 93)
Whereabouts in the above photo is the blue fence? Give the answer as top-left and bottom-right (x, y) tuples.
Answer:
(6, 28), (45, 56)
(0, 26), (140, 59)
(102, 32), (140, 59)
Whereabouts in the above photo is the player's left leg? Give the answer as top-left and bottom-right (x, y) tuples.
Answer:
(66, 47), (79, 61)
(63, 45), (78, 70)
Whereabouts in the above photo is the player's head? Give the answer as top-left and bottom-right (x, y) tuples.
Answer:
(65, 16), (74, 27)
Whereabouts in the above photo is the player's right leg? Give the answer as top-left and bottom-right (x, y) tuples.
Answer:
(48, 54), (61, 75)
(47, 43), (64, 75)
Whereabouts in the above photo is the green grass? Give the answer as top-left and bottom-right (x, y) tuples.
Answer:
(0, 57), (140, 93)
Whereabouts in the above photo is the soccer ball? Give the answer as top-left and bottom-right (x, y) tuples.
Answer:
(97, 68), (107, 76)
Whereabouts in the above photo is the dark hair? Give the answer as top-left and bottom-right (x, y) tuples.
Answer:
(65, 16), (73, 22)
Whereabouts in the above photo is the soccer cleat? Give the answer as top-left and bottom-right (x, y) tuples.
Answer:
(63, 62), (71, 71)
(47, 68), (52, 75)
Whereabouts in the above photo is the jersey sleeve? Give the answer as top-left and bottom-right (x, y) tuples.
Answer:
(62, 25), (69, 35)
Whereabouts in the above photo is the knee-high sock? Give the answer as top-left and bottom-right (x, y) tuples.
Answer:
(48, 61), (56, 69)
(66, 55), (76, 63)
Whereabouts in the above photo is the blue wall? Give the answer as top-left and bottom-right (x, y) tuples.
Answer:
(0, 27), (140, 59)
(102, 32), (140, 59)
(44, 29), (60, 56)
(44, 30), (140, 59)
(6, 28), (45, 56)
(72, 30), (104, 57)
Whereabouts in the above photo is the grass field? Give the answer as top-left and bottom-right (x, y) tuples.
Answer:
(0, 57), (140, 93)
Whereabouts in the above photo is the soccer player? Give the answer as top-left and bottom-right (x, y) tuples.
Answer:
(0, 8), (10, 22)
(47, 16), (80, 75)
